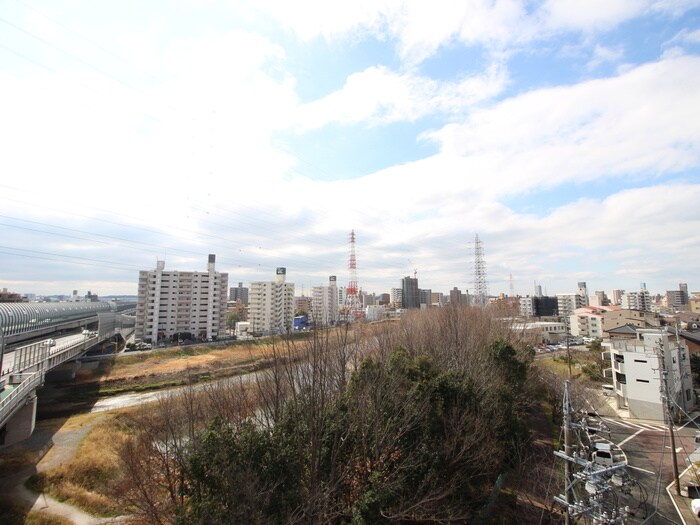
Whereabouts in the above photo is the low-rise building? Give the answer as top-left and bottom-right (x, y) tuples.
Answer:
(365, 304), (387, 322)
(513, 320), (567, 344)
(569, 307), (605, 339)
(604, 328), (694, 421)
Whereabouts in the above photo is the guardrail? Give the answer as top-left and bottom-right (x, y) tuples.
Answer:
(1, 333), (102, 429)
(0, 370), (43, 429)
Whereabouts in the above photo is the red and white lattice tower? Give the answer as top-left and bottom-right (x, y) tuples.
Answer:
(345, 229), (364, 321)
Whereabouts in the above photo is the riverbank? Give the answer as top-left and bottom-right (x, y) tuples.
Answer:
(0, 339), (286, 524)
(38, 340), (279, 419)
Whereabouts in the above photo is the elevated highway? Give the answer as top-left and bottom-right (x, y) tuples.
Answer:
(0, 301), (135, 446)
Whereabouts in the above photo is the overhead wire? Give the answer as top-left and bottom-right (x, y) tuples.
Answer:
(0, 247), (142, 272)
(0, 4), (468, 293)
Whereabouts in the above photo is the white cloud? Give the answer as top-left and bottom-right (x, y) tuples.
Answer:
(295, 62), (507, 129)
(420, 54), (700, 196)
(650, 0), (700, 17)
(0, 29), (301, 233)
(681, 27), (700, 42)
(667, 27), (700, 46)
(245, 0), (698, 65)
(238, 0), (392, 42)
(537, 0), (646, 32)
(586, 44), (625, 70)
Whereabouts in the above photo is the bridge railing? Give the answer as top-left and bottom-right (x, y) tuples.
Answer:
(13, 343), (50, 373)
(1, 326), (131, 431)
(0, 370), (43, 429)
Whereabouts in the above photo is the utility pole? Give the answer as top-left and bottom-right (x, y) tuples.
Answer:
(658, 335), (681, 496)
(554, 380), (633, 523)
(563, 380), (573, 525)
(564, 316), (572, 379)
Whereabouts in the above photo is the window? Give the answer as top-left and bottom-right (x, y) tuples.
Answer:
(634, 359), (647, 363)
(636, 379), (649, 383)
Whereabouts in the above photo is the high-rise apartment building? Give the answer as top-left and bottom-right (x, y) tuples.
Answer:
(449, 287), (469, 306)
(391, 288), (403, 307)
(556, 293), (587, 317)
(666, 283), (689, 311)
(135, 254), (228, 344)
(311, 276), (339, 326)
(611, 289), (624, 306)
(229, 282), (249, 305)
(577, 282), (589, 307)
(620, 289), (651, 312)
(591, 291), (609, 307)
(520, 295), (558, 317)
(519, 296), (534, 317)
(249, 268), (295, 336)
(534, 296), (558, 316)
(431, 292), (446, 307)
(401, 276), (419, 309)
(419, 288), (432, 308)
(337, 286), (347, 309)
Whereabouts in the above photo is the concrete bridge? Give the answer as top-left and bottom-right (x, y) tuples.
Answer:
(0, 301), (135, 446)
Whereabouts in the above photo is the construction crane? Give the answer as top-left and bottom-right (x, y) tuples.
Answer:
(407, 259), (417, 279)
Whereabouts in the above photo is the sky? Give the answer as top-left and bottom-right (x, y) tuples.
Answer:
(1, 0), (699, 299)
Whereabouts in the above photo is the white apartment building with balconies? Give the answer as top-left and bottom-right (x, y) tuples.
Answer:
(311, 276), (339, 326)
(556, 293), (587, 317)
(135, 254), (228, 344)
(249, 268), (295, 336)
(604, 328), (694, 421)
(620, 289), (652, 312)
(569, 306), (605, 339)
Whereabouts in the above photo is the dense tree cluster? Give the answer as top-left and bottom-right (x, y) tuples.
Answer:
(118, 306), (534, 524)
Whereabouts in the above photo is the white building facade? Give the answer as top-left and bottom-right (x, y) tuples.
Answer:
(569, 307), (605, 339)
(249, 267), (295, 336)
(135, 254), (228, 344)
(311, 276), (339, 326)
(364, 304), (387, 322)
(620, 290), (652, 312)
(605, 329), (694, 421)
(519, 296), (535, 317)
(556, 293), (587, 317)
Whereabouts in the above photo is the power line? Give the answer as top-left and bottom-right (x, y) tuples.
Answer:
(0, 15), (161, 115)
(0, 247), (142, 272)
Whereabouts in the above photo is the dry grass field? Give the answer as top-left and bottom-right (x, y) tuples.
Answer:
(69, 340), (288, 398)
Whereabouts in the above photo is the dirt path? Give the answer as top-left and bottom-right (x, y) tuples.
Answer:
(1, 415), (127, 524)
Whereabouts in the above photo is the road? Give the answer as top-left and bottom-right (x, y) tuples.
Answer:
(588, 412), (700, 523)
(2, 333), (95, 375)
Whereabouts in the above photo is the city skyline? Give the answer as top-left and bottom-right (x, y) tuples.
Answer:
(1, 1), (699, 297)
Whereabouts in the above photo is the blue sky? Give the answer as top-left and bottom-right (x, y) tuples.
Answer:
(1, 0), (699, 299)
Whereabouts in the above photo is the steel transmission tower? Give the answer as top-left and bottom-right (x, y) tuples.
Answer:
(472, 234), (488, 307)
(344, 230), (364, 321)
